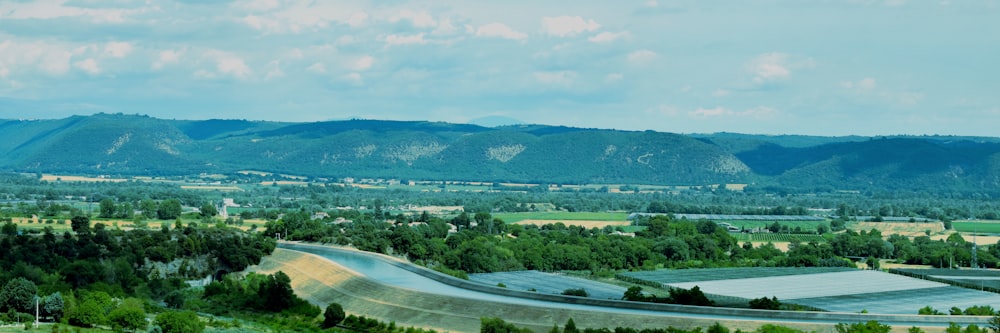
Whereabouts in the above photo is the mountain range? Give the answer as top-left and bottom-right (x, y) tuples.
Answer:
(2, 113), (999, 193)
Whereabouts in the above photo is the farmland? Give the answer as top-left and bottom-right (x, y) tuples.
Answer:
(952, 221), (1000, 234)
(733, 233), (827, 243)
(469, 271), (628, 300)
(621, 268), (1000, 314)
(494, 211), (630, 223)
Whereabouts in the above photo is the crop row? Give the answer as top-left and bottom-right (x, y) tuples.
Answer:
(733, 233), (827, 243)
(619, 267), (854, 284)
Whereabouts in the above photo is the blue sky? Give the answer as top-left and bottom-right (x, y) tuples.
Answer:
(1, 0), (998, 136)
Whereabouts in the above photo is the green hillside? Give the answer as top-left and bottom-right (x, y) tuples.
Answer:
(1, 113), (999, 193)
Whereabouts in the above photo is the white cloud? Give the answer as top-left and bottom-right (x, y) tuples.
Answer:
(627, 49), (658, 63)
(744, 53), (814, 85)
(885, 0), (907, 6)
(243, 15), (284, 34)
(605, 73), (624, 82)
(352, 55), (374, 71)
(347, 12), (368, 28)
(588, 31), (630, 43)
(41, 50), (73, 75)
(541, 16), (601, 37)
(645, 0), (660, 8)
(647, 105), (679, 116)
(842, 77), (877, 91)
(306, 62), (327, 73)
(391, 9), (437, 28)
(534, 71), (577, 85)
(104, 42), (133, 58)
(0, 65), (8, 79)
(0, 1), (144, 23)
(240, 0), (280, 12)
(344, 72), (363, 85)
(475, 23), (528, 40)
(691, 107), (729, 117)
(74, 58), (101, 75)
(336, 35), (356, 46)
(690, 106), (778, 119)
(203, 51), (252, 79)
(384, 33), (428, 46)
(152, 50), (181, 70)
(264, 60), (283, 80)
(433, 18), (459, 35)
(712, 89), (731, 97)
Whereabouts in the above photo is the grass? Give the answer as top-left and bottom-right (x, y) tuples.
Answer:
(952, 222), (1000, 233)
(493, 211), (629, 223)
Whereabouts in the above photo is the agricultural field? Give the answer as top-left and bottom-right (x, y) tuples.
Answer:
(952, 221), (1000, 234)
(732, 233), (827, 243)
(623, 268), (1000, 314)
(850, 222), (945, 237)
(620, 267), (854, 284)
(715, 220), (828, 232)
(893, 268), (1000, 290)
(494, 211), (629, 223)
(469, 271), (628, 300)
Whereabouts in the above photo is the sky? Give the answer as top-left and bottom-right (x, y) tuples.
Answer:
(1, 0), (998, 136)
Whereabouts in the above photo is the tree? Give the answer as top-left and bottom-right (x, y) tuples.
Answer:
(749, 296), (782, 310)
(42, 292), (64, 321)
(71, 215), (91, 234)
(108, 298), (147, 332)
(0, 277), (37, 314)
(158, 199), (183, 220)
(623, 286), (646, 302)
(154, 310), (204, 333)
(199, 203), (217, 218)
(561, 288), (588, 297)
(99, 198), (116, 218)
(834, 321), (892, 333)
(323, 302), (346, 328)
(564, 318), (578, 333)
(989, 313), (1000, 333)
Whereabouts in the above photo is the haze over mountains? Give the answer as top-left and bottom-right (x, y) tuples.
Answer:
(2, 113), (999, 194)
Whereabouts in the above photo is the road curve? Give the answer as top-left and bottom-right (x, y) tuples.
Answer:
(265, 242), (988, 333)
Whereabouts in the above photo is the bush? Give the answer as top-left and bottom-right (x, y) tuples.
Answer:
(561, 288), (588, 297)
(749, 296), (782, 310)
(323, 303), (345, 328)
(155, 310), (205, 333)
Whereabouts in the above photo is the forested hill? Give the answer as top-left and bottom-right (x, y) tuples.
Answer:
(2, 113), (1000, 193)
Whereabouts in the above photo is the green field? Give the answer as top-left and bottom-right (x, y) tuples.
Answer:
(733, 233), (827, 243)
(493, 211), (629, 223)
(952, 222), (1000, 233)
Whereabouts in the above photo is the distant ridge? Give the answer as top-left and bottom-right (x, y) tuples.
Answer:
(0, 113), (998, 193)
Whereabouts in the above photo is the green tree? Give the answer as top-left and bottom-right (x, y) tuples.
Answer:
(564, 318), (578, 333)
(99, 198), (116, 218)
(0, 277), (38, 314)
(199, 203), (218, 217)
(323, 302), (346, 328)
(749, 296), (782, 310)
(140, 199), (158, 219)
(154, 310), (204, 333)
(108, 298), (147, 333)
(989, 313), (1000, 333)
(834, 321), (892, 333)
(71, 215), (91, 234)
(42, 292), (64, 321)
(623, 286), (646, 302)
(158, 199), (183, 220)
(68, 298), (106, 328)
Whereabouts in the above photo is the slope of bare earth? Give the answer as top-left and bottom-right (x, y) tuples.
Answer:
(248, 248), (943, 333)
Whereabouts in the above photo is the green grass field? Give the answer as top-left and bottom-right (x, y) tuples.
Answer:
(493, 211), (629, 223)
(952, 222), (1000, 233)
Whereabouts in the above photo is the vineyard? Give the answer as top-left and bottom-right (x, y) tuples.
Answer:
(733, 233), (827, 243)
